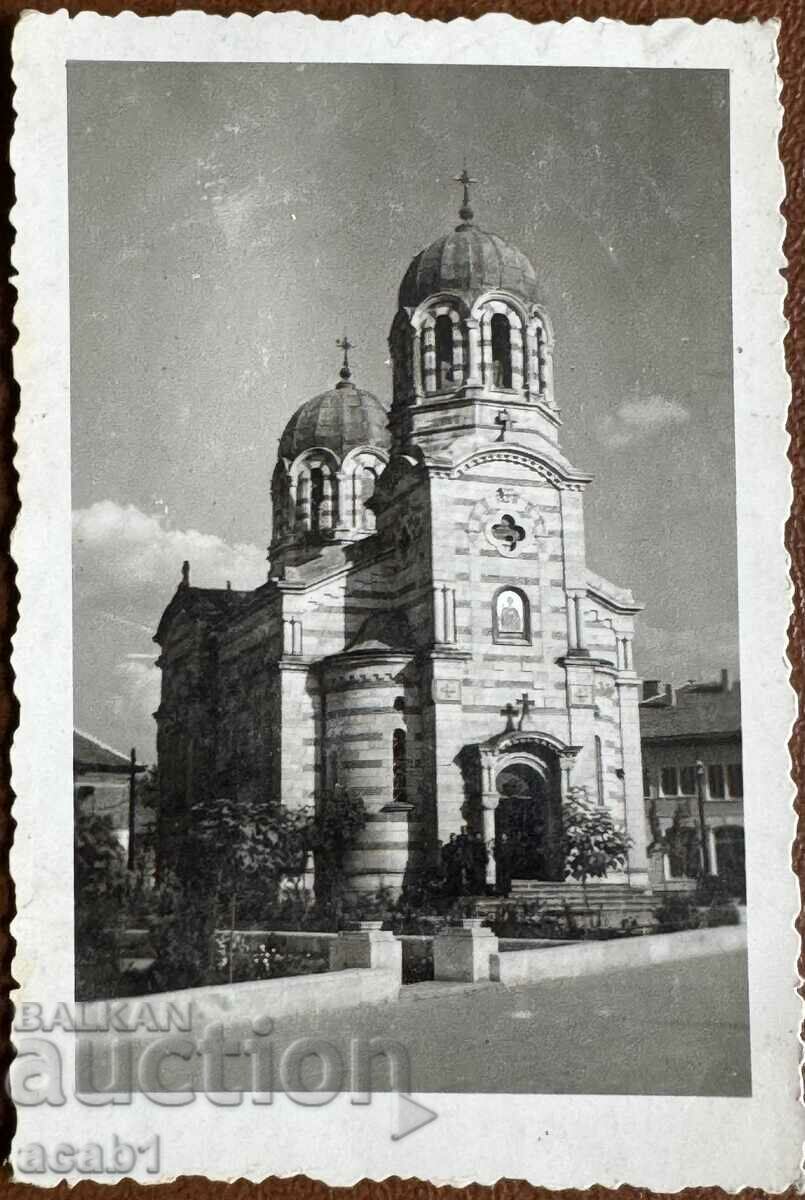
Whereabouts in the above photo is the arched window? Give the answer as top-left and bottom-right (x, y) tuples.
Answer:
(392, 728), (407, 805)
(359, 465), (377, 530)
(493, 587), (530, 644)
(595, 736), (605, 806)
(310, 466), (335, 535)
(434, 314), (454, 389)
(491, 313), (513, 388)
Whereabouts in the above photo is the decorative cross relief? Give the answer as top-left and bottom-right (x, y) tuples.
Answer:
(500, 702), (518, 732)
(489, 513), (525, 554)
(517, 691), (534, 730)
(500, 692), (543, 734)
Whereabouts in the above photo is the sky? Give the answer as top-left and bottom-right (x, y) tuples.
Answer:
(68, 63), (737, 762)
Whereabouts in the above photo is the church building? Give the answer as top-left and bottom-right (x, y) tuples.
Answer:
(155, 173), (651, 895)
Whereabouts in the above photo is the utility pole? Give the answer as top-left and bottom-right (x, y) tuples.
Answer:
(695, 760), (711, 877)
(127, 748), (138, 872)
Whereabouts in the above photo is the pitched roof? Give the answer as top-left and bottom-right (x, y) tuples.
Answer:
(154, 584), (250, 643)
(639, 680), (741, 741)
(345, 608), (414, 654)
(74, 730), (134, 772)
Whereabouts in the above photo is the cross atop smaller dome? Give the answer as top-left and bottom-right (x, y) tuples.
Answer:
(335, 333), (355, 387)
(453, 164), (478, 230)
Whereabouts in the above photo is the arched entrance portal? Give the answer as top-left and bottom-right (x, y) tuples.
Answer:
(495, 756), (562, 886)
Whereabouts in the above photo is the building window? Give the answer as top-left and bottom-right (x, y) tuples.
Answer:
(310, 465), (335, 534)
(491, 313), (513, 388)
(708, 763), (725, 799)
(392, 728), (407, 805)
(595, 736), (604, 806)
(642, 765), (651, 798)
(492, 587), (530, 644)
(726, 763), (743, 798)
(660, 766), (678, 796)
(679, 765), (697, 796)
(359, 465), (377, 530)
(434, 314), (454, 389)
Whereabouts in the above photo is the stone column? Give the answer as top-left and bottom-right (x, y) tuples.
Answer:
(480, 748), (499, 889)
(567, 598), (578, 651)
(465, 318), (481, 387)
(412, 329), (424, 401)
(510, 318), (524, 391)
(573, 593), (586, 650)
(433, 585), (446, 643)
(422, 322), (436, 393)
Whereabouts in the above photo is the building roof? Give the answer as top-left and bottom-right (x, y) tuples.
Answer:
(154, 582), (251, 644)
(398, 224), (541, 310)
(278, 379), (390, 462)
(639, 677), (741, 742)
(74, 730), (135, 773)
(345, 608), (414, 654)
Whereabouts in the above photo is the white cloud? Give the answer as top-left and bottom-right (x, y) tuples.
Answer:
(73, 500), (266, 603)
(601, 394), (689, 448)
(112, 655), (161, 724)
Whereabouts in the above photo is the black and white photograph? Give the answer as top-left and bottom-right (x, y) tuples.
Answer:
(10, 12), (797, 1191)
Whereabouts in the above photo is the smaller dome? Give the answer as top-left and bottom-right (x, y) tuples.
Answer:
(399, 225), (541, 310)
(279, 379), (390, 461)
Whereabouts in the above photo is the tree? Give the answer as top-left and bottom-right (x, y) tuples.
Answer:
(307, 784), (368, 904)
(561, 787), (632, 907)
(74, 807), (129, 999)
(187, 795), (312, 979)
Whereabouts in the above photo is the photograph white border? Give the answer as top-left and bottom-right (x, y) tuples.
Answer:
(11, 12), (801, 1189)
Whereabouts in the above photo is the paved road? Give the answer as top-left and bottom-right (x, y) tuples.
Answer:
(189, 948), (751, 1097)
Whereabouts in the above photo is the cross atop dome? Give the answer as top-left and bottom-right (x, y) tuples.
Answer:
(336, 333), (354, 388)
(453, 163), (477, 229)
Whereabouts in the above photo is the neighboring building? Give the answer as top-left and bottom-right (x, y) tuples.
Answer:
(640, 670), (744, 897)
(155, 178), (651, 896)
(74, 730), (147, 861)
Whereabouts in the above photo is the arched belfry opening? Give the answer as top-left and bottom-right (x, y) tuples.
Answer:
(491, 312), (513, 388)
(434, 313), (454, 389)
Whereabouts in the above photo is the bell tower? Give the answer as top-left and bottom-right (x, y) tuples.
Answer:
(388, 171), (559, 460)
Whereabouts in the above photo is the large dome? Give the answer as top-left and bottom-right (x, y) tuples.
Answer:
(398, 225), (541, 310)
(279, 378), (390, 461)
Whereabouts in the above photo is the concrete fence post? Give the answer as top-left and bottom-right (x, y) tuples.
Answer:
(433, 918), (499, 982)
(329, 921), (402, 981)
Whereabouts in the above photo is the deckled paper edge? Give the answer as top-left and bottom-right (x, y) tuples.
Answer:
(9, 11), (800, 1191)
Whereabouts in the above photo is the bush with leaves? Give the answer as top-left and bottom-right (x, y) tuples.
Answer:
(560, 788), (632, 907)
(307, 785), (368, 903)
(75, 808), (129, 1000)
(146, 871), (217, 991)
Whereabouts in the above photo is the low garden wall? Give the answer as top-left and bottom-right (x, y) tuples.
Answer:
(115, 965), (400, 1030)
(490, 924), (747, 986)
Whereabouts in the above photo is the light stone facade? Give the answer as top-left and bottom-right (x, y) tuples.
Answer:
(155, 185), (650, 895)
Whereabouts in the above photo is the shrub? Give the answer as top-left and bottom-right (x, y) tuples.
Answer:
(654, 894), (701, 932)
(147, 872), (216, 992)
(561, 789), (632, 905)
(75, 809), (129, 1000)
(703, 902), (740, 928)
(694, 874), (730, 907)
(214, 933), (328, 982)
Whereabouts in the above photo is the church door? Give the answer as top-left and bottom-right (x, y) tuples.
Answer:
(495, 761), (560, 882)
